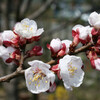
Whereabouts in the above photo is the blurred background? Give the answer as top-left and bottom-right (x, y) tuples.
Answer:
(0, 0), (100, 100)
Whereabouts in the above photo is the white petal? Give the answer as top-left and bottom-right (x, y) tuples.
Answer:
(50, 38), (62, 53)
(88, 11), (99, 26)
(94, 58), (100, 70)
(94, 21), (100, 29)
(72, 24), (83, 31)
(62, 40), (72, 53)
(34, 28), (44, 36)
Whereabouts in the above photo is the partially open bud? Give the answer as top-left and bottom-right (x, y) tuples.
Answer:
(27, 46), (43, 57)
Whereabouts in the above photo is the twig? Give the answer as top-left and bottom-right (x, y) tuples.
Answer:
(0, 70), (24, 82)
(17, 52), (24, 71)
(0, 42), (93, 83)
(70, 42), (93, 55)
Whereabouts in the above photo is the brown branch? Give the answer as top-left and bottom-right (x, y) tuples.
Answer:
(17, 52), (24, 71)
(0, 70), (24, 83)
(0, 42), (93, 83)
(27, 0), (54, 19)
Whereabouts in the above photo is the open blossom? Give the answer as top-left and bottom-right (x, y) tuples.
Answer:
(88, 11), (100, 29)
(14, 18), (44, 39)
(58, 55), (84, 90)
(47, 38), (72, 57)
(0, 46), (20, 64)
(25, 60), (55, 94)
(1, 30), (19, 47)
(72, 25), (92, 44)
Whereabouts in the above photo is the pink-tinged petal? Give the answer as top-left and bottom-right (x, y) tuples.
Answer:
(50, 38), (62, 53)
(91, 28), (98, 35)
(94, 58), (100, 71)
(2, 30), (19, 47)
(73, 35), (80, 46)
(90, 58), (96, 69)
(27, 36), (40, 43)
(51, 64), (59, 72)
(57, 43), (66, 57)
(62, 40), (72, 53)
(47, 83), (56, 93)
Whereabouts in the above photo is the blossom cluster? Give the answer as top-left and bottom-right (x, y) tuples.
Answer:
(0, 18), (44, 65)
(0, 11), (100, 94)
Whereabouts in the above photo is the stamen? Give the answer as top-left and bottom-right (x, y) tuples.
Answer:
(29, 82), (31, 85)
(68, 62), (77, 76)
(45, 81), (48, 83)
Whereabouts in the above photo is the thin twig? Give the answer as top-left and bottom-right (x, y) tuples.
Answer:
(17, 52), (24, 71)
(0, 42), (93, 83)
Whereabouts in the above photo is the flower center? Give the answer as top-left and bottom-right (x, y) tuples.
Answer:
(68, 62), (77, 76)
(29, 68), (47, 86)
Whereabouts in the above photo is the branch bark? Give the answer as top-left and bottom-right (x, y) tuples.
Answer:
(0, 42), (93, 83)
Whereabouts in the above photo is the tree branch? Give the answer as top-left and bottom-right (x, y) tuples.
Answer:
(0, 42), (93, 83)
(27, 0), (54, 19)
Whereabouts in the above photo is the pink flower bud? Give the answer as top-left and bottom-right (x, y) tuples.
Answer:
(72, 25), (92, 44)
(50, 38), (62, 53)
(27, 46), (43, 57)
(88, 11), (100, 29)
(91, 28), (99, 35)
(90, 58), (100, 71)
(94, 58), (100, 71)
(73, 35), (80, 46)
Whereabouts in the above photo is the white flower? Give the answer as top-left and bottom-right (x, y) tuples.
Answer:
(58, 55), (84, 90)
(14, 18), (44, 39)
(88, 11), (100, 29)
(61, 40), (72, 53)
(50, 38), (62, 53)
(72, 25), (92, 40)
(0, 46), (15, 64)
(94, 58), (100, 70)
(25, 60), (55, 94)
(1, 30), (18, 43)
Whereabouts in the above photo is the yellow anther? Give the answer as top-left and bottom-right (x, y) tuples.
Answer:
(38, 84), (40, 87)
(23, 25), (29, 28)
(35, 84), (37, 86)
(45, 81), (48, 83)
(68, 64), (77, 76)
(32, 79), (34, 82)
(30, 28), (33, 31)
(33, 71), (34, 73)
(29, 82), (31, 85)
